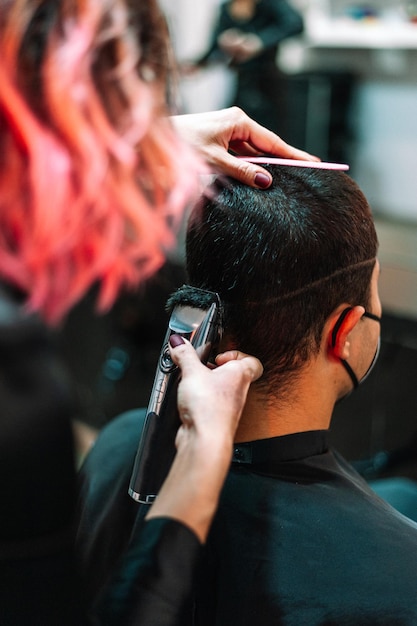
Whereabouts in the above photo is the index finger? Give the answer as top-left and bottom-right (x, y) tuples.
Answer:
(168, 335), (206, 377)
(230, 120), (319, 162)
(230, 139), (318, 166)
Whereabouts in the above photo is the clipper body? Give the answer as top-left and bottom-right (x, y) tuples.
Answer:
(129, 292), (221, 503)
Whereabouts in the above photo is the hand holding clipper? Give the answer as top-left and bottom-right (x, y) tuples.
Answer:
(129, 286), (222, 504)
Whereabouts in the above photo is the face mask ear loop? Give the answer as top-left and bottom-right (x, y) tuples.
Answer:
(331, 307), (359, 389)
(363, 311), (381, 323)
(331, 307), (353, 349)
(340, 360), (359, 389)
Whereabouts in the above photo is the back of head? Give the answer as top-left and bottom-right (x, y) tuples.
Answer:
(186, 165), (378, 395)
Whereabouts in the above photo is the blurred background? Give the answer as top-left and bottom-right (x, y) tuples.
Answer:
(64, 0), (417, 481)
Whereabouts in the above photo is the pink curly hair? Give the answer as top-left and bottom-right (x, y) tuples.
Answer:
(0, 0), (204, 323)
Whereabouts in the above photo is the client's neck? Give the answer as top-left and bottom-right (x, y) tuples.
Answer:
(234, 372), (334, 443)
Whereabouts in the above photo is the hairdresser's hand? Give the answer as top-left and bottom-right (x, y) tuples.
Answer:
(172, 337), (263, 452)
(147, 336), (263, 542)
(171, 107), (318, 189)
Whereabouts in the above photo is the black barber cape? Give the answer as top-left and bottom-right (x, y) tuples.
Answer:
(194, 431), (417, 625)
(77, 408), (200, 626)
(77, 411), (417, 625)
(0, 288), (201, 626)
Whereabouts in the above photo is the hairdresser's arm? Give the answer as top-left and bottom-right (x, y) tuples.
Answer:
(146, 337), (263, 541)
(171, 107), (318, 188)
(93, 341), (262, 625)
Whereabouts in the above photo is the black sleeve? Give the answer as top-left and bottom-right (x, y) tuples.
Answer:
(93, 518), (201, 626)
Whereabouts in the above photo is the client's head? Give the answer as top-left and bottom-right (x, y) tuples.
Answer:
(186, 165), (379, 398)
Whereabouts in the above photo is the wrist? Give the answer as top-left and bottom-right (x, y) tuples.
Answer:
(146, 432), (233, 542)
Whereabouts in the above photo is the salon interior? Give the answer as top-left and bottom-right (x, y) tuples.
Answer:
(62, 0), (417, 482)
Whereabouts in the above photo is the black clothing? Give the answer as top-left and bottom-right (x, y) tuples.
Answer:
(77, 411), (417, 625)
(0, 291), (201, 625)
(91, 518), (200, 626)
(75, 409), (203, 625)
(196, 0), (304, 134)
(199, 0), (303, 67)
(76, 410), (151, 603)
(0, 287), (85, 625)
(194, 430), (417, 625)
(76, 410), (146, 602)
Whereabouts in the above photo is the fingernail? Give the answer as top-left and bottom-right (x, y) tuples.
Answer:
(254, 172), (271, 189)
(169, 334), (185, 348)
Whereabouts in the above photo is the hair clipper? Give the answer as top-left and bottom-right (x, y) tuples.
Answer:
(128, 286), (222, 504)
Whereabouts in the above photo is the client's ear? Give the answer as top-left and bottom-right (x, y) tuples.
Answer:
(327, 305), (365, 360)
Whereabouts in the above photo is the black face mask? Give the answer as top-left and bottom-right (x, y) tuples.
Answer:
(331, 306), (381, 391)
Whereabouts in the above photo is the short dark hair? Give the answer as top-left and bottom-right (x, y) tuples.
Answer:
(186, 165), (378, 395)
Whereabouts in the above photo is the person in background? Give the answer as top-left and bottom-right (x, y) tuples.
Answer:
(0, 0), (313, 624)
(183, 0), (304, 134)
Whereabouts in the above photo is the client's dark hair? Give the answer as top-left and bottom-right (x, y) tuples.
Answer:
(186, 165), (378, 396)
